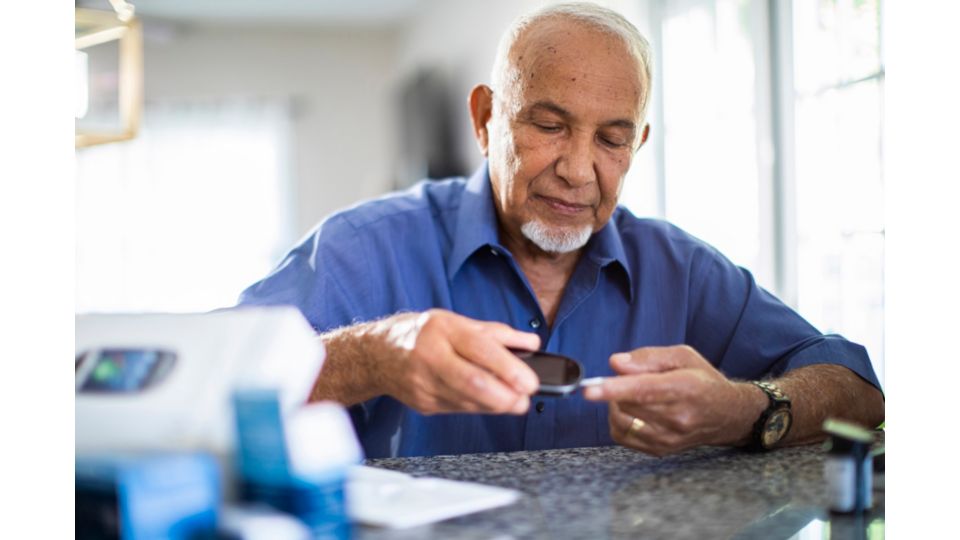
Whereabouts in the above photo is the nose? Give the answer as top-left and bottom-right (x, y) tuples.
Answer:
(555, 129), (597, 188)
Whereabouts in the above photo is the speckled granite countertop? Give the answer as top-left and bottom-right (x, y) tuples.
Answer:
(356, 434), (884, 540)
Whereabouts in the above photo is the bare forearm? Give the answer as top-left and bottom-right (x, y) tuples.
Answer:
(309, 314), (420, 406)
(772, 364), (884, 446)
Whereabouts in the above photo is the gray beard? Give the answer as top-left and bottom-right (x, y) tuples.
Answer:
(520, 220), (593, 253)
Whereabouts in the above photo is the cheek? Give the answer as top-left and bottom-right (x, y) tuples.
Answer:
(597, 159), (630, 214)
(606, 151), (632, 174)
(599, 182), (621, 213)
(490, 120), (521, 174)
(508, 122), (565, 161)
(487, 120), (527, 209)
(490, 124), (552, 201)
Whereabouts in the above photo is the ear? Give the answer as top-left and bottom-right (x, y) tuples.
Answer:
(468, 84), (494, 157)
(636, 123), (651, 151)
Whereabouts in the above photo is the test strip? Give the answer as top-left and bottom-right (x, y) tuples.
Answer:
(579, 377), (606, 388)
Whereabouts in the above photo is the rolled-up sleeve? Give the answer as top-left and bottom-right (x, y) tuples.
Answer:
(685, 246), (882, 393)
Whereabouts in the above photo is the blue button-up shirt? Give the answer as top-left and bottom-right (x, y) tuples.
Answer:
(238, 165), (881, 458)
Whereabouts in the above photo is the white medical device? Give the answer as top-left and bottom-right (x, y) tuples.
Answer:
(75, 306), (520, 528)
(75, 306), (325, 459)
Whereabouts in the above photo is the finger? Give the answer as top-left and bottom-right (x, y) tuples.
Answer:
(609, 403), (683, 457)
(608, 403), (662, 452)
(583, 371), (687, 403)
(613, 399), (712, 454)
(471, 317), (541, 351)
(509, 394), (531, 415)
(615, 400), (675, 426)
(496, 327), (541, 352)
(617, 401), (688, 433)
(609, 402), (633, 438)
(609, 345), (703, 376)
(432, 350), (528, 414)
(610, 402), (672, 437)
(454, 321), (540, 394)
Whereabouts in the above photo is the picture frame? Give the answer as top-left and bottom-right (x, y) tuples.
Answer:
(75, 7), (142, 148)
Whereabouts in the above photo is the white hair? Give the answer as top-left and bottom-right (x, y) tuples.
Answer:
(521, 220), (594, 253)
(490, 2), (654, 121)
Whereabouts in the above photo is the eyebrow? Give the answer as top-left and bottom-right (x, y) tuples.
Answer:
(527, 100), (637, 131)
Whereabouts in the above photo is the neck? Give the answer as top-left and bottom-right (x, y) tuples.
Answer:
(499, 222), (584, 328)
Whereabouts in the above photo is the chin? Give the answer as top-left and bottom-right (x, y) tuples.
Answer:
(520, 220), (593, 253)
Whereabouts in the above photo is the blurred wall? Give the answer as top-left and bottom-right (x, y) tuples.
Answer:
(393, 0), (541, 178)
(142, 24), (400, 238)
(138, 0), (655, 240)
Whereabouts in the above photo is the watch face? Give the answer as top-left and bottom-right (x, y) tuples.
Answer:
(762, 409), (792, 448)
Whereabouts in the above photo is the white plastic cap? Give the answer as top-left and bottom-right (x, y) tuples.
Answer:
(285, 401), (364, 479)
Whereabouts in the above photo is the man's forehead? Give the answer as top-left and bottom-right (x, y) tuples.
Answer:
(507, 19), (645, 116)
(511, 18), (639, 74)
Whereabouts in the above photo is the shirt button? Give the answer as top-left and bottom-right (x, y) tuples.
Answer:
(535, 401), (545, 413)
(529, 318), (541, 329)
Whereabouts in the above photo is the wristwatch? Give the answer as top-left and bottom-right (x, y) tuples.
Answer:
(748, 381), (792, 450)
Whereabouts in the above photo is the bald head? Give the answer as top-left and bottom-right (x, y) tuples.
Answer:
(491, 2), (653, 123)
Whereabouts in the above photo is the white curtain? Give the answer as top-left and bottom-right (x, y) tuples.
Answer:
(75, 98), (294, 313)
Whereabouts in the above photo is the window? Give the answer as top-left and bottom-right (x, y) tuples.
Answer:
(75, 99), (294, 313)
(792, 0), (884, 384)
(621, 0), (885, 385)
(657, 0), (770, 288)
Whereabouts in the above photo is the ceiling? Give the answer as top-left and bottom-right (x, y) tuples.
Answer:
(76, 0), (425, 27)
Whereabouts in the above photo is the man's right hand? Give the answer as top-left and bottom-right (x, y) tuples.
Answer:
(316, 309), (542, 415)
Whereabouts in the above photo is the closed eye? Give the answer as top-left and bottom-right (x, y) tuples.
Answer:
(535, 124), (563, 133)
(598, 135), (629, 148)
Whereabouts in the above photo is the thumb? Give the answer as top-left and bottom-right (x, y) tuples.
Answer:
(610, 346), (697, 375)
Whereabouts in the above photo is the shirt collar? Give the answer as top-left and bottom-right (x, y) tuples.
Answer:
(446, 164), (501, 279)
(584, 213), (634, 302)
(447, 163), (635, 302)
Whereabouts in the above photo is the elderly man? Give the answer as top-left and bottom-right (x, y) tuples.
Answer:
(239, 2), (883, 458)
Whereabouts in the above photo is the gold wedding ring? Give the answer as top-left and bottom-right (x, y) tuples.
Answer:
(629, 417), (646, 435)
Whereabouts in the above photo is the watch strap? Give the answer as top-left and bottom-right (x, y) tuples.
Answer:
(751, 380), (790, 405)
(748, 380), (792, 450)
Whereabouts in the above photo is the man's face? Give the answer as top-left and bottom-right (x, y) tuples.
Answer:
(476, 20), (647, 254)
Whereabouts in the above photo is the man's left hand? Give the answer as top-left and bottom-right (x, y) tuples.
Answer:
(583, 346), (763, 456)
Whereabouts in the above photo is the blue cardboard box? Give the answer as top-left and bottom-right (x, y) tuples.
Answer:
(76, 453), (220, 540)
